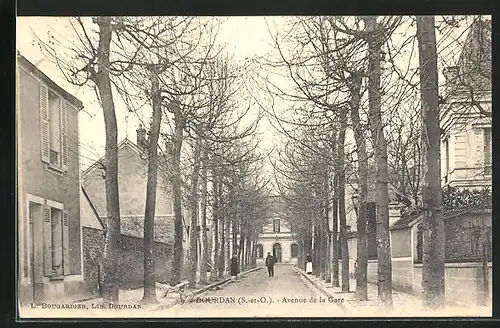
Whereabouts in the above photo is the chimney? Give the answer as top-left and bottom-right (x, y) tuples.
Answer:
(443, 66), (459, 96)
(388, 201), (401, 228)
(136, 124), (147, 151)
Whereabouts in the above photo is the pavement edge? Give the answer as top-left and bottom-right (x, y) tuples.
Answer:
(151, 266), (261, 311)
(293, 266), (354, 313)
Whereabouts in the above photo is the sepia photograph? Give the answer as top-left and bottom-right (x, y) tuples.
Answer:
(16, 15), (492, 318)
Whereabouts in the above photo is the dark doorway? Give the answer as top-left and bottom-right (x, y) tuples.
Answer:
(256, 244), (263, 258)
(290, 243), (299, 258)
(29, 201), (43, 303)
(273, 243), (282, 263)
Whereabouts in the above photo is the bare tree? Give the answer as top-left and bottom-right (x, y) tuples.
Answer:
(187, 127), (202, 288)
(348, 71), (368, 301)
(199, 148), (209, 284)
(363, 15), (393, 307)
(37, 16), (123, 303)
(141, 67), (162, 303)
(416, 15), (445, 308)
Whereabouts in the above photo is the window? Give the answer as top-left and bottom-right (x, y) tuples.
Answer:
(291, 243), (299, 258)
(484, 127), (491, 175)
(256, 244), (263, 258)
(444, 137), (450, 182)
(273, 219), (280, 233)
(40, 84), (68, 172)
(49, 92), (61, 166)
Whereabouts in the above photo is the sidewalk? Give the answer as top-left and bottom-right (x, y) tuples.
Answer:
(76, 266), (261, 311)
(295, 267), (491, 317)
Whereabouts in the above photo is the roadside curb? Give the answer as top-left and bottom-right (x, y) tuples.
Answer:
(151, 266), (261, 311)
(294, 266), (354, 312)
(193, 266), (261, 297)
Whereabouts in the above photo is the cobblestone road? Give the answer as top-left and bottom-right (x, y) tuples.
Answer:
(160, 264), (347, 317)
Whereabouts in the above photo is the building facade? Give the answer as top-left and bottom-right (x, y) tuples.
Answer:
(256, 197), (298, 265)
(440, 18), (492, 190)
(80, 187), (173, 295)
(81, 128), (191, 282)
(17, 54), (86, 304)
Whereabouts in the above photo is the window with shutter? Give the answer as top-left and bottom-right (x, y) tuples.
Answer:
(40, 84), (50, 163)
(43, 206), (52, 276)
(62, 211), (70, 275)
(61, 101), (68, 171)
(50, 207), (63, 277)
(475, 129), (484, 168)
(48, 91), (61, 167)
(484, 127), (492, 175)
(443, 138), (450, 183)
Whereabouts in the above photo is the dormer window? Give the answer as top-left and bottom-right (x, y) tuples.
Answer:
(273, 219), (280, 233)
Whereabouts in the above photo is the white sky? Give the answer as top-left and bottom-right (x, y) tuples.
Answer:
(17, 15), (486, 181)
(16, 16), (287, 171)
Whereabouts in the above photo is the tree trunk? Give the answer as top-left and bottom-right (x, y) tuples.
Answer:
(210, 170), (219, 281)
(416, 15), (445, 309)
(188, 133), (202, 288)
(239, 229), (245, 271)
(364, 15), (393, 307)
(319, 210), (325, 280)
(218, 180), (225, 279)
(224, 210), (231, 275)
(337, 124), (350, 292)
(199, 149), (209, 284)
(313, 223), (319, 277)
(245, 236), (251, 270)
(141, 68), (162, 304)
(330, 133), (340, 288)
(170, 102), (185, 285)
(95, 16), (120, 304)
(299, 238), (304, 270)
(349, 71), (368, 301)
(324, 187), (331, 283)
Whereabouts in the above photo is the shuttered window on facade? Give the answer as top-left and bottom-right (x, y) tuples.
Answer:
(483, 127), (492, 175)
(39, 83), (68, 172)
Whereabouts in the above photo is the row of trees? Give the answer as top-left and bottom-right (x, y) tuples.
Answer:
(263, 15), (490, 309)
(38, 16), (271, 304)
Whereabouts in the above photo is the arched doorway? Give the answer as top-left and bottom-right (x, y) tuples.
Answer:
(290, 243), (299, 258)
(256, 244), (263, 258)
(273, 243), (282, 263)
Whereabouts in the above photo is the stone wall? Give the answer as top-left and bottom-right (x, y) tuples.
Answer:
(391, 259), (413, 292)
(390, 229), (412, 258)
(413, 262), (492, 305)
(82, 227), (173, 297)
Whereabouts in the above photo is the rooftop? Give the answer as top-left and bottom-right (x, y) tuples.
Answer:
(17, 52), (84, 110)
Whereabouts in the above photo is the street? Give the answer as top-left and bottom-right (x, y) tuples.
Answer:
(159, 264), (347, 317)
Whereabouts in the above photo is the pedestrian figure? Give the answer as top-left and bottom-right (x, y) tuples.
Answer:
(306, 253), (313, 274)
(265, 252), (276, 277)
(230, 253), (239, 280)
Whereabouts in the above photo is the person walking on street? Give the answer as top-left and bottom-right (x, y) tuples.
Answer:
(230, 252), (240, 280)
(265, 252), (276, 277)
(306, 253), (313, 274)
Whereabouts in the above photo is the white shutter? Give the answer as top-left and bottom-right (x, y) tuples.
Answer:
(454, 132), (467, 168)
(474, 129), (484, 168)
(60, 100), (68, 171)
(43, 206), (53, 276)
(40, 84), (50, 163)
(62, 210), (70, 275)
